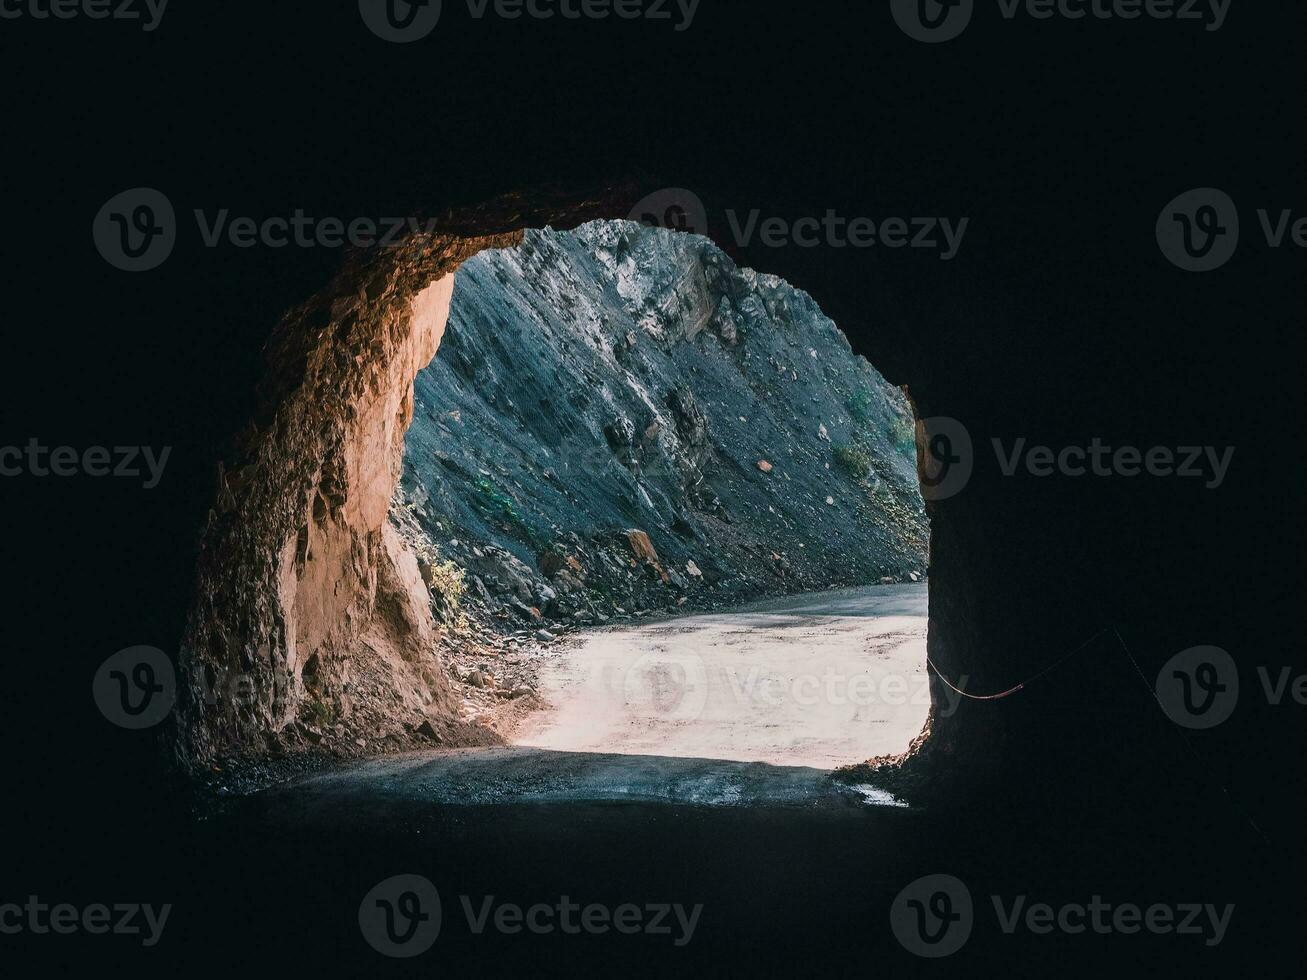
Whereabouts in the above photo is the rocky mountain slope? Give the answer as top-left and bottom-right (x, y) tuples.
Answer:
(394, 220), (927, 641)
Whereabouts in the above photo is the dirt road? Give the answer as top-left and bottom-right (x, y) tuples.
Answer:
(516, 582), (929, 770)
(269, 584), (928, 808)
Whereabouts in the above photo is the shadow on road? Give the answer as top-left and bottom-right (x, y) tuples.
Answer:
(257, 746), (892, 809)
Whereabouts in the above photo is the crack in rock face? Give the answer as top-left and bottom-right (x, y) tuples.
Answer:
(397, 220), (927, 637)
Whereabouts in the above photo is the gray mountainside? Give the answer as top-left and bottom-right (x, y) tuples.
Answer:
(394, 220), (927, 629)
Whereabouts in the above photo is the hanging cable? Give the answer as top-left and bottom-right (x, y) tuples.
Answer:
(926, 628), (1110, 700)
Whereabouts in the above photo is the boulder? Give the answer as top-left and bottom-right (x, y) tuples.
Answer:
(627, 529), (671, 584)
(626, 528), (659, 564)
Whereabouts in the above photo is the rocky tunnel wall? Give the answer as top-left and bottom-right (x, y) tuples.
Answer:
(175, 192), (986, 789)
(175, 225), (529, 764)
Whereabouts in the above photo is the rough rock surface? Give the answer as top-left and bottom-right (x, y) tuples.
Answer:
(396, 221), (927, 631)
(173, 213), (537, 768)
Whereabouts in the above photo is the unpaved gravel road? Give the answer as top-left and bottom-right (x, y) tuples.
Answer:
(517, 582), (929, 770)
(270, 584), (928, 807)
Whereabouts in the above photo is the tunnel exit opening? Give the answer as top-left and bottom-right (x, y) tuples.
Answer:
(389, 218), (933, 773)
(176, 200), (938, 795)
